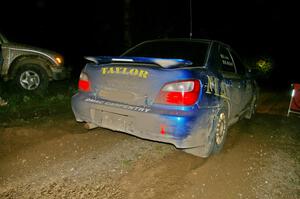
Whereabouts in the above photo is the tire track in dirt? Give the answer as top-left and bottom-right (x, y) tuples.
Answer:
(0, 92), (300, 199)
(0, 117), (174, 198)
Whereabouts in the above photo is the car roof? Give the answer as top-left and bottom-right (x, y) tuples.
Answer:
(137, 38), (231, 48)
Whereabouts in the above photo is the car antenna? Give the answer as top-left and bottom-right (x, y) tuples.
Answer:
(189, 0), (193, 39)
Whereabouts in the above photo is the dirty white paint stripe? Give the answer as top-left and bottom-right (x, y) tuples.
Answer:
(3, 47), (56, 64)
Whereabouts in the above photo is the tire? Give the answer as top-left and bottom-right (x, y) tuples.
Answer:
(208, 107), (228, 155)
(14, 64), (48, 93)
(183, 107), (228, 158)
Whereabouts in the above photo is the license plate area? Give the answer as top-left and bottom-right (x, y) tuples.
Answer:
(93, 109), (133, 132)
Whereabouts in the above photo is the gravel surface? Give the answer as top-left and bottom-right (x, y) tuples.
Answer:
(0, 91), (299, 199)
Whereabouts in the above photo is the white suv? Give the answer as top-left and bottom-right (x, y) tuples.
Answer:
(0, 32), (68, 92)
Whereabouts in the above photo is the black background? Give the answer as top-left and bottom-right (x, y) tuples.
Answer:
(1, 0), (299, 88)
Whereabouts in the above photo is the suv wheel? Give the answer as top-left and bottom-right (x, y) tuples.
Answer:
(15, 64), (48, 93)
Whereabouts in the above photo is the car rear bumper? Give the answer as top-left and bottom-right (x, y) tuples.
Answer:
(71, 93), (216, 149)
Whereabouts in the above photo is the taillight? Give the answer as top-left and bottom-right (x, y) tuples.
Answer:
(155, 80), (201, 106)
(78, 72), (91, 92)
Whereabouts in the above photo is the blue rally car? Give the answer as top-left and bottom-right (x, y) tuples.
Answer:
(71, 39), (258, 157)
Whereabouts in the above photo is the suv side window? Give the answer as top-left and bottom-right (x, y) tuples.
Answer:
(230, 51), (246, 76)
(219, 47), (236, 73)
(0, 34), (4, 44)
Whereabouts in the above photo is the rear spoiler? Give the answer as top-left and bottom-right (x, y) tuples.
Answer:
(84, 56), (193, 68)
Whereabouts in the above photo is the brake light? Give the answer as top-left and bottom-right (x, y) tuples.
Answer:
(78, 72), (91, 92)
(155, 80), (201, 106)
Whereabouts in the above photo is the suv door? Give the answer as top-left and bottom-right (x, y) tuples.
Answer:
(0, 34), (3, 69)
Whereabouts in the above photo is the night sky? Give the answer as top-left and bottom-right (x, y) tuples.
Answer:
(1, 0), (299, 87)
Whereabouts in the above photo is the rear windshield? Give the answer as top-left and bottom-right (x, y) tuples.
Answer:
(122, 40), (210, 66)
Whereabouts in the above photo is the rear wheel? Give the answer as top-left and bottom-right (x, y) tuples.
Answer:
(14, 64), (48, 93)
(210, 109), (228, 154)
(183, 107), (228, 158)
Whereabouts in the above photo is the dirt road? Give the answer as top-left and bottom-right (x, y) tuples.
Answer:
(0, 91), (299, 199)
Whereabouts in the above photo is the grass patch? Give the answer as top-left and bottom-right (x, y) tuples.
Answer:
(0, 79), (78, 125)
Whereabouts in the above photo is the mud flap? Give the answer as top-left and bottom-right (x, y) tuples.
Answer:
(83, 122), (98, 130)
(183, 144), (214, 158)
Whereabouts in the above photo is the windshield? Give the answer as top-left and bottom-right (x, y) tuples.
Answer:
(122, 40), (210, 67)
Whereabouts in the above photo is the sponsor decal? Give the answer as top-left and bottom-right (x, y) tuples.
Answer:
(206, 75), (229, 100)
(85, 98), (151, 113)
(101, 67), (149, 79)
(220, 54), (234, 66)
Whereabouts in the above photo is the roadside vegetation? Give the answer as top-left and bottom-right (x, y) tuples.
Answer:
(0, 79), (77, 125)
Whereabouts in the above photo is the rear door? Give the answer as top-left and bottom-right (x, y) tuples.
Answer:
(218, 46), (243, 118)
(230, 50), (253, 109)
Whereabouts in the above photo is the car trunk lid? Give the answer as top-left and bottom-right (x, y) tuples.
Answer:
(84, 56), (197, 107)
